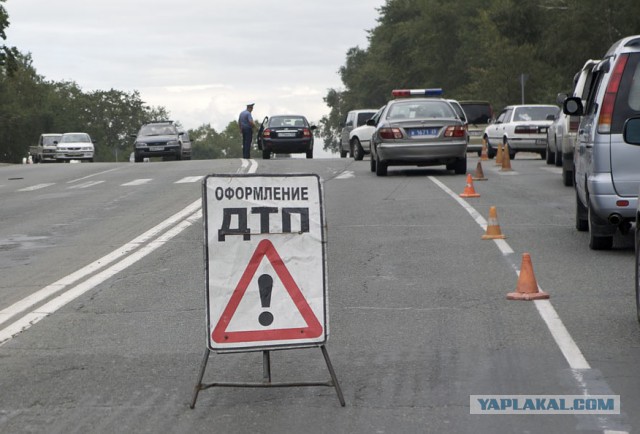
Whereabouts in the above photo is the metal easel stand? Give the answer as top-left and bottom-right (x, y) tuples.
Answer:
(190, 345), (345, 408)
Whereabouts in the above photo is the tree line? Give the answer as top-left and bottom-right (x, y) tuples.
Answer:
(3, 0), (640, 161)
(318, 0), (640, 152)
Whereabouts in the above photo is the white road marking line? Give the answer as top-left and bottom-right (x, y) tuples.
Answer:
(18, 183), (55, 192)
(122, 179), (152, 186)
(429, 175), (589, 369)
(0, 209), (202, 346)
(335, 171), (355, 180)
(0, 198), (202, 327)
(175, 176), (204, 184)
(66, 168), (120, 184)
(67, 180), (105, 189)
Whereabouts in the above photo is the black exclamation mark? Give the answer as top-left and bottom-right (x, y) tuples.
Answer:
(258, 274), (274, 326)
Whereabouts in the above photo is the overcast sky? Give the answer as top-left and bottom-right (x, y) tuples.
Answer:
(4, 0), (384, 157)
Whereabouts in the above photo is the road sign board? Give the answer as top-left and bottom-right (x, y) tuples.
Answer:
(203, 174), (327, 351)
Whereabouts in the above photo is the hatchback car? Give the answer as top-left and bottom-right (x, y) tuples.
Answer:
(460, 101), (493, 156)
(546, 60), (599, 186)
(564, 35), (640, 250)
(55, 132), (95, 162)
(369, 89), (468, 176)
(340, 109), (377, 158)
(484, 105), (559, 159)
(257, 115), (316, 159)
(348, 106), (385, 160)
(132, 121), (191, 162)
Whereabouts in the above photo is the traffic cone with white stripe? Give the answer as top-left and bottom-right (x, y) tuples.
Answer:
(507, 253), (550, 300)
(460, 173), (480, 198)
(472, 161), (487, 181)
(481, 206), (506, 239)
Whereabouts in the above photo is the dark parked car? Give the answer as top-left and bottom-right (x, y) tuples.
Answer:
(131, 121), (191, 163)
(257, 115), (316, 159)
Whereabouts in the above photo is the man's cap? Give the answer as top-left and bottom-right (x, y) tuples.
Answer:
(247, 102), (255, 107)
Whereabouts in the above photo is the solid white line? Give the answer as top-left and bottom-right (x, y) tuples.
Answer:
(67, 180), (105, 189)
(534, 300), (591, 370)
(122, 179), (152, 186)
(66, 167), (120, 184)
(175, 176), (204, 184)
(429, 175), (591, 371)
(18, 183), (55, 192)
(0, 210), (202, 346)
(0, 198), (202, 327)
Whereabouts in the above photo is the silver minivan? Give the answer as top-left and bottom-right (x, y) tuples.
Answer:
(564, 35), (640, 250)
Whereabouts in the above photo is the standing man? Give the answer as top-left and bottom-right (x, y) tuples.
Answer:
(238, 103), (255, 159)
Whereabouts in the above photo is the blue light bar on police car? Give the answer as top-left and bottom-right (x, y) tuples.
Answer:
(391, 88), (443, 98)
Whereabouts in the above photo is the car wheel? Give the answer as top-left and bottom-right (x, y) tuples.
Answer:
(134, 154), (143, 163)
(375, 154), (387, 176)
(554, 147), (563, 167)
(352, 138), (364, 161)
(485, 137), (495, 159)
(370, 149), (377, 172)
(575, 190), (588, 231)
(306, 149), (313, 159)
(636, 225), (640, 323)
(340, 149), (347, 158)
(262, 149), (271, 159)
(546, 142), (554, 164)
(563, 167), (574, 187)
(588, 201), (613, 250)
(453, 156), (467, 174)
(540, 149), (547, 160)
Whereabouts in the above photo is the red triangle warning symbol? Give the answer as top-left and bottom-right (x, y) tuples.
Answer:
(211, 239), (323, 344)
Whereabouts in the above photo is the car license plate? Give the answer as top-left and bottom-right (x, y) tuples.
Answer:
(535, 139), (546, 145)
(150, 146), (165, 151)
(278, 132), (296, 137)
(408, 128), (438, 137)
(468, 130), (482, 136)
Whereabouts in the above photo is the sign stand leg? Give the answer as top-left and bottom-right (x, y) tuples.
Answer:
(321, 345), (345, 407)
(190, 348), (210, 409)
(189, 346), (345, 408)
(263, 350), (272, 383)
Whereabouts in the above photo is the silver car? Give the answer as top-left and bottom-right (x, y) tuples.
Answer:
(369, 89), (468, 176)
(564, 34), (640, 250)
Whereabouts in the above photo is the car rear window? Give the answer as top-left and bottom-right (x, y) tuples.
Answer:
(269, 116), (306, 127)
(387, 101), (456, 119)
(513, 106), (558, 121)
(460, 103), (492, 124)
(612, 52), (640, 134)
(356, 112), (376, 127)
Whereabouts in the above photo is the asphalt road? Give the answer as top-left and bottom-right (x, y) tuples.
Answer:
(0, 155), (638, 433)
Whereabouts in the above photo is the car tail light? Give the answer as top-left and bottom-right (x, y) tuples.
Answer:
(263, 128), (271, 137)
(303, 128), (311, 137)
(616, 200), (630, 207)
(444, 125), (466, 137)
(569, 116), (580, 132)
(598, 53), (629, 134)
(379, 128), (403, 139)
(514, 126), (538, 134)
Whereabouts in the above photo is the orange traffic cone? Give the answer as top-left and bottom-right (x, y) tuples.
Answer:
(495, 142), (503, 166)
(507, 253), (550, 300)
(460, 173), (480, 198)
(480, 137), (489, 161)
(501, 143), (513, 172)
(472, 161), (487, 181)
(481, 206), (506, 239)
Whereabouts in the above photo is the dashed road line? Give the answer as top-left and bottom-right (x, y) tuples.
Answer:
(18, 183), (55, 192)
(67, 180), (105, 189)
(122, 179), (152, 186)
(175, 176), (204, 184)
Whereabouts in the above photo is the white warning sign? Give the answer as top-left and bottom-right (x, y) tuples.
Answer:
(203, 174), (327, 351)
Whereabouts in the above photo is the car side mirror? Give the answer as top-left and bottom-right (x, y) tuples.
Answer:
(366, 119), (376, 126)
(53, 141), (58, 145)
(309, 125), (317, 131)
(563, 97), (584, 116)
(623, 117), (640, 145)
(556, 92), (568, 105)
(546, 114), (556, 121)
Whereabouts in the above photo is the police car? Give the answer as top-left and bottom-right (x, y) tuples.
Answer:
(369, 89), (468, 176)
